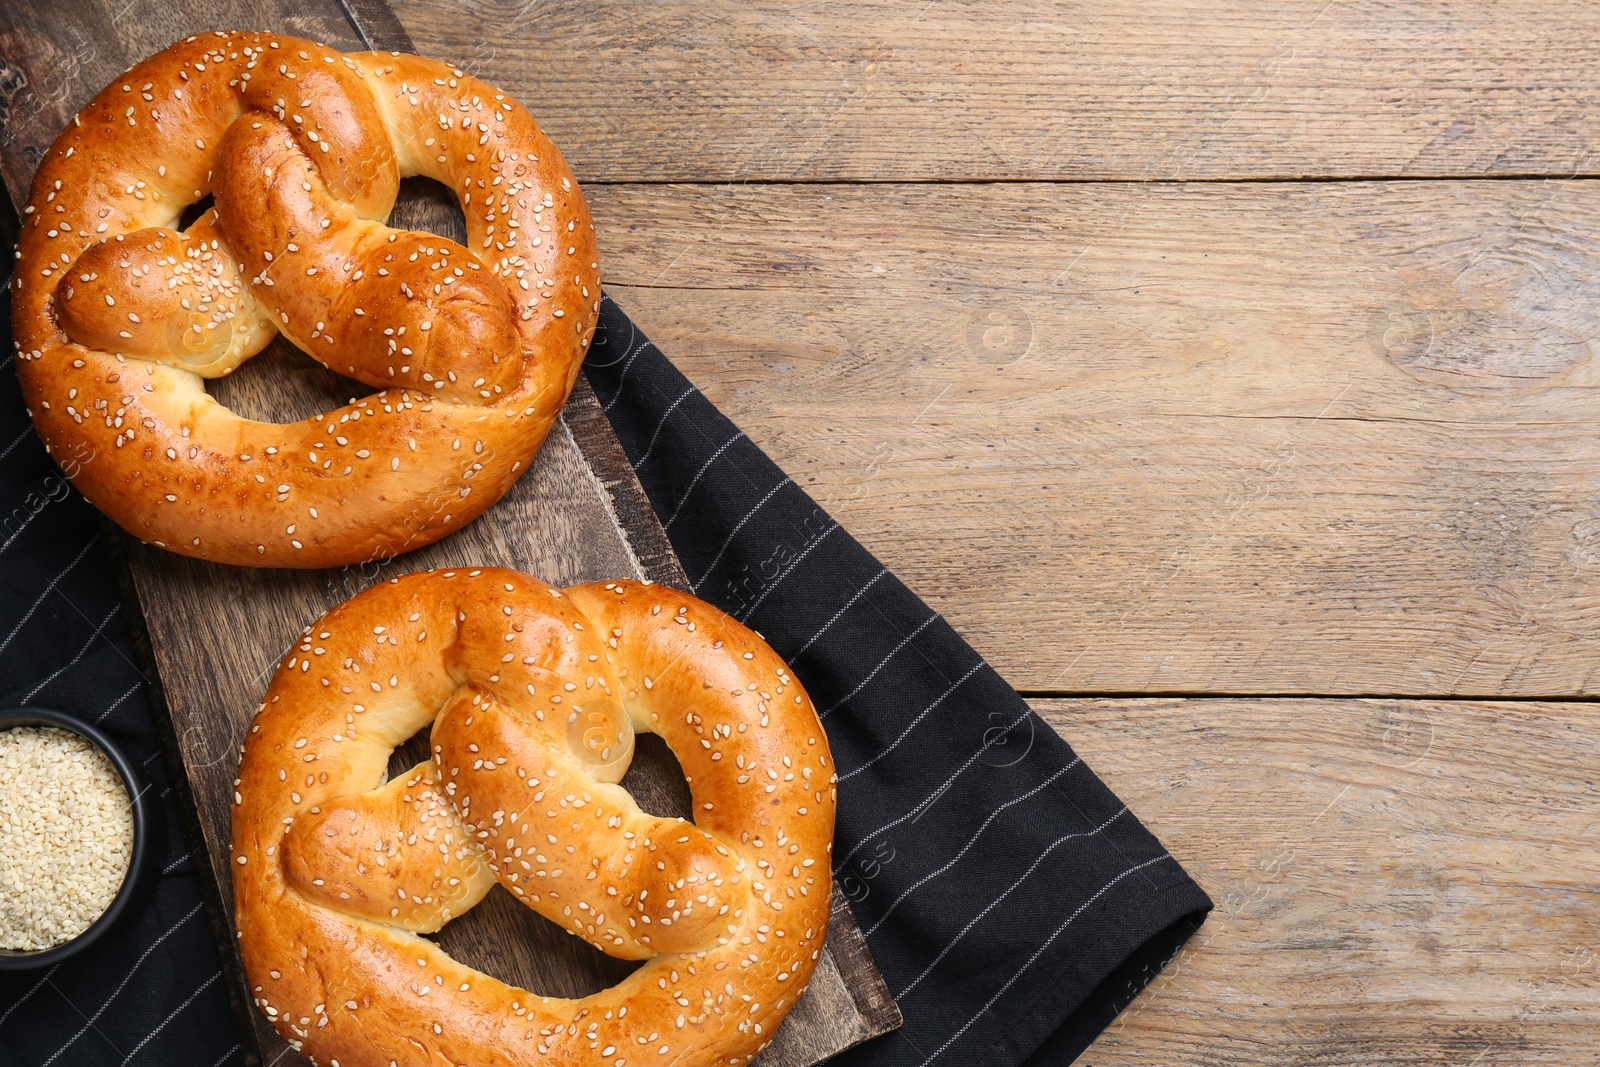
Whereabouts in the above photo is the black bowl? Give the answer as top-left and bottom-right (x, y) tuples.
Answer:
(0, 707), (166, 970)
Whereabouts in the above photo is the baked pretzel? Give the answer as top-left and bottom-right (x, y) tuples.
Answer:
(12, 33), (599, 567)
(232, 569), (836, 1066)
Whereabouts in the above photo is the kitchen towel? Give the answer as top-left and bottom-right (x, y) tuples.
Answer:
(0, 293), (1210, 1066)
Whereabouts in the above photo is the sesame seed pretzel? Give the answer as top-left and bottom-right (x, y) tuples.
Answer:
(232, 568), (837, 1067)
(11, 33), (599, 566)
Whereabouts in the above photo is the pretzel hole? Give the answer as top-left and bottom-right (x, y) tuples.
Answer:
(383, 723), (435, 784)
(384, 706), (696, 817)
(392, 174), (467, 245)
(176, 193), (215, 232)
(426, 885), (642, 1000)
(619, 733), (695, 822)
(206, 339), (375, 424)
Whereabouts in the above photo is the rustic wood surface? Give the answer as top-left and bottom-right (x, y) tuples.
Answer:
(392, 0), (1600, 183)
(1040, 698), (1600, 1067)
(377, 0), (1600, 1063)
(585, 179), (1600, 697)
(0, 2), (895, 1065)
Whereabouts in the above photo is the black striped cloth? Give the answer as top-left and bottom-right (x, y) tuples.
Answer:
(0, 293), (1210, 1066)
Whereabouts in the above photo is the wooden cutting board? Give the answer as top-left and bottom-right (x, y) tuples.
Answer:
(0, 3), (899, 1064)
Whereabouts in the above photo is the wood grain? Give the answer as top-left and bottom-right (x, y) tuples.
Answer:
(582, 179), (1600, 697)
(392, 0), (1600, 184)
(0, 3), (895, 1064)
(1038, 696), (1600, 1066)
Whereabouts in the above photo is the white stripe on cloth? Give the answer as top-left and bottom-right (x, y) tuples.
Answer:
(0, 425), (34, 464)
(662, 431), (746, 531)
(836, 704), (1036, 870)
(0, 503), (48, 554)
(119, 969), (221, 1065)
(689, 477), (793, 592)
(793, 567), (888, 658)
(630, 385), (698, 471)
(838, 661), (985, 781)
(20, 604), (119, 703)
(0, 533), (101, 658)
(162, 849), (198, 875)
(896, 808), (1136, 1000)
(598, 321), (649, 412)
(94, 681), (143, 724)
(818, 613), (941, 718)
(41, 903), (205, 1066)
(862, 757), (1082, 937)
(0, 964), (61, 1031)
(913, 853), (1174, 1066)
(739, 522), (841, 622)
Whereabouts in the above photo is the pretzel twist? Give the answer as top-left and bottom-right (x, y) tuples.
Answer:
(12, 33), (599, 566)
(233, 569), (837, 1067)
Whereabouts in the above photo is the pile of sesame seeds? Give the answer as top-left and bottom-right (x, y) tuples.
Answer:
(0, 726), (134, 951)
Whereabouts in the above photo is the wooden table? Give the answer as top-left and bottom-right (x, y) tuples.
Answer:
(378, 2), (1600, 1062)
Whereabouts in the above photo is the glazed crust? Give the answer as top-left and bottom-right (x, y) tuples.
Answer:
(232, 569), (836, 1067)
(12, 33), (599, 567)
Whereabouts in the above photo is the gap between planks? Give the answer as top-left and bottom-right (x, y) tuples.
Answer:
(579, 173), (1600, 187)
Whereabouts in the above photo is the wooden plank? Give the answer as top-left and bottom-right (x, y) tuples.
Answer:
(393, 0), (1600, 184)
(0, 6), (894, 1065)
(1035, 696), (1600, 1065)
(585, 178), (1600, 697)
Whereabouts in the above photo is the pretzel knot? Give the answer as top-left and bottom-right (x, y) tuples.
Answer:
(11, 32), (599, 567)
(232, 569), (837, 1067)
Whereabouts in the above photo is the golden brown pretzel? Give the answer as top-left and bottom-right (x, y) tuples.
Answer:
(232, 569), (837, 1066)
(12, 33), (599, 566)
